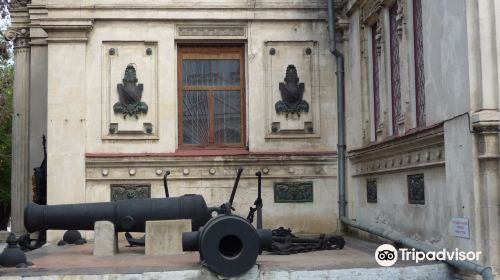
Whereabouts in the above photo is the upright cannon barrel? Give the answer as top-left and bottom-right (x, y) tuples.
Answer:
(24, 194), (211, 233)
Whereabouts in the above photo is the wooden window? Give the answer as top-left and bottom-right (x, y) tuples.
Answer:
(178, 45), (245, 148)
(389, 3), (401, 135)
(413, 0), (426, 127)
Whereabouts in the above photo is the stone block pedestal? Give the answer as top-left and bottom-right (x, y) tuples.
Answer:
(145, 220), (191, 256)
(93, 221), (117, 256)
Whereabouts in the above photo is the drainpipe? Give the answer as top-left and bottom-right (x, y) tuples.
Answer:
(328, 0), (346, 222)
(327, 1), (494, 279)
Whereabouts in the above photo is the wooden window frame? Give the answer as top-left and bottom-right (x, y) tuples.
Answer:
(177, 44), (246, 149)
(371, 22), (381, 138)
(413, 0), (426, 127)
(389, 3), (401, 136)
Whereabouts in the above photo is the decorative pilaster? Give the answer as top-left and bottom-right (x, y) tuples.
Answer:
(39, 19), (92, 241)
(472, 118), (499, 274)
(4, 27), (31, 234)
(466, 0), (500, 273)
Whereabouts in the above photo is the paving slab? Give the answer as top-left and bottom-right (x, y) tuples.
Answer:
(0, 236), (450, 279)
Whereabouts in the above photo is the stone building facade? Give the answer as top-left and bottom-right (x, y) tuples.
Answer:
(5, 0), (499, 276)
(6, 0), (339, 239)
(344, 0), (499, 275)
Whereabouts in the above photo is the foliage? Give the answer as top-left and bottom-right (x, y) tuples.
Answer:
(0, 50), (12, 214)
(0, 1), (8, 19)
(0, 3), (12, 218)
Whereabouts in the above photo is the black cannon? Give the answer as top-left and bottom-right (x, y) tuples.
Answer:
(183, 214), (272, 277)
(22, 168), (273, 277)
(24, 194), (211, 233)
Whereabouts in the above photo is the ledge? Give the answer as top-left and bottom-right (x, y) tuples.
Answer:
(85, 151), (337, 181)
(349, 122), (444, 157)
(86, 150), (336, 158)
(349, 123), (445, 177)
(39, 19), (94, 31)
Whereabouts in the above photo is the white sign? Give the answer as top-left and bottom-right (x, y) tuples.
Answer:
(451, 218), (470, 239)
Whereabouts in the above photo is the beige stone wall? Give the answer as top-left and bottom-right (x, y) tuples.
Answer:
(37, 1), (339, 241)
(81, 154), (337, 240)
(81, 20), (336, 154)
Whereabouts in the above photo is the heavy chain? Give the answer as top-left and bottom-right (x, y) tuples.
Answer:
(269, 227), (345, 255)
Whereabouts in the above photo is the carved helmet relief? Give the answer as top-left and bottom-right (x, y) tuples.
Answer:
(113, 64), (148, 119)
(275, 65), (309, 118)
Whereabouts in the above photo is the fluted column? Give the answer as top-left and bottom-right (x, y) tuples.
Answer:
(4, 28), (31, 234)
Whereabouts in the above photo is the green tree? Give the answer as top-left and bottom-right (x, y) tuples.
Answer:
(0, 35), (13, 230)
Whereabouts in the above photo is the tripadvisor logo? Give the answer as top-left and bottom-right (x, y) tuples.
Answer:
(375, 244), (482, 267)
(375, 244), (398, 267)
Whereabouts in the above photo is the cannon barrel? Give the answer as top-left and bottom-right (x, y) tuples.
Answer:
(24, 194), (211, 233)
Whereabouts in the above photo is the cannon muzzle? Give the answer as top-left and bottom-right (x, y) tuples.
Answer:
(182, 214), (272, 277)
(24, 194), (211, 233)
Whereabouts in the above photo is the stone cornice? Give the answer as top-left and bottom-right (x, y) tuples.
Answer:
(44, 2), (328, 10)
(39, 19), (93, 43)
(349, 123), (445, 176)
(85, 154), (337, 182)
(42, 8), (327, 22)
(39, 19), (93, 31)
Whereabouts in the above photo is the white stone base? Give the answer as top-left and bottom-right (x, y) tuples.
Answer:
(145, 220), (191, 256)
(0, 264), (452, 280)
(93, 221), (117, 256)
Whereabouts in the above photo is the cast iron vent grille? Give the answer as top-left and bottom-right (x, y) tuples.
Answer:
(367, 179), (377, 203)
(407, 174), (424, 204)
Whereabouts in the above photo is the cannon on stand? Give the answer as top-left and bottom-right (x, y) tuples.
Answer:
(17, 168), (344, 277)
(22, 168), (273, 277)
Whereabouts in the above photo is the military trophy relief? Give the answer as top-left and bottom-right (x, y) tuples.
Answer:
(113, 64), (148, 120)
(265, 42), (319, 138)
(102, 42), (158, 139)
(275, 64), (310, 118)
(109, 63), (152, 136)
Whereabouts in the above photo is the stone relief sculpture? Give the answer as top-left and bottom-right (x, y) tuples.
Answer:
(110, 184), (151, 201)
(275, 64), (309, 118)
(113, 64), (148, 119)
(9, 0), (31, 9)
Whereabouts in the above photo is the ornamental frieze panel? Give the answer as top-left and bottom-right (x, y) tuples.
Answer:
(176, 25), (246, 38)
(111, 184), (151, 201)
(274, 182), (313, 203)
